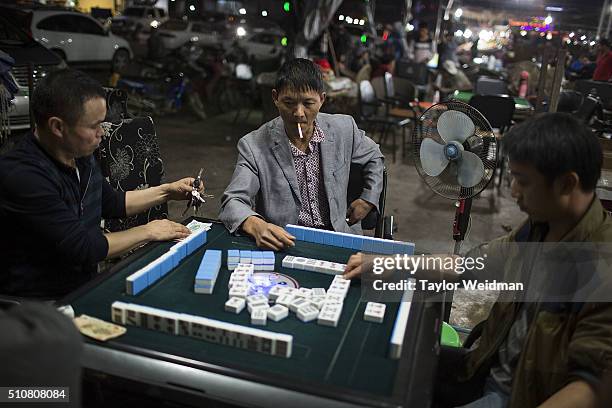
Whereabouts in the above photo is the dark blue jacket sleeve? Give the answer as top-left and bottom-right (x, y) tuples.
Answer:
(0, 166), (109, 264)
(101, 178), (126, 219)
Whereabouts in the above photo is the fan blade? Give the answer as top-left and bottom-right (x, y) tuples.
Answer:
(437, 110), (476, 144)
(420, 138), (449, 177)
(457, 151), (485, 188)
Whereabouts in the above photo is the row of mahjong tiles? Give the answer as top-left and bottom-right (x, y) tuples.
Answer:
(285, 224), (415, 255)
(110, 301), (293, 358)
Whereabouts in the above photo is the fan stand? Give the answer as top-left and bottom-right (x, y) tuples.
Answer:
(452, 196), (473, 255)
(443, 191), (473, 321)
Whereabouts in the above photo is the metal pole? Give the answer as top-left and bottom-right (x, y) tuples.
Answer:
(549, 49), (568, 113)
(404, 0), (413, 25)
(597, 0), (609, 40)
(434, 0), (451, 54)
(326, 29), (339, 77)
(535, 50), (550, 113)
(607, 7), (612, 38)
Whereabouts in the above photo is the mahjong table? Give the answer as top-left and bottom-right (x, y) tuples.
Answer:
(61, 218), (442, 408)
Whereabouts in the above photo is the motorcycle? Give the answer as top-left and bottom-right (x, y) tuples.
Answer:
(116, 43), (207, 120)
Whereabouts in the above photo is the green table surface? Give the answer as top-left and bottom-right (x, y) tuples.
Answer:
(68, 221), (407, 399)
(452, 90), (532, 110)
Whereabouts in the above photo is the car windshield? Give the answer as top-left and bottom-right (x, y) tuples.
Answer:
(0, 15), (31, 45)
(160, 20), (188, 31)
(123, 7), (145, 17)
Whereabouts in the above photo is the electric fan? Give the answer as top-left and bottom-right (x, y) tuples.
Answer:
(413, 100), (498, 255)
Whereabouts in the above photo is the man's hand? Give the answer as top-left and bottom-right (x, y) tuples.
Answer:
(242, 216), (295, 250)
(346, 199), (375, 226)
(344, 252), (368, 279)
(145, 219), (191, 241)
(164, 177), (203, 201)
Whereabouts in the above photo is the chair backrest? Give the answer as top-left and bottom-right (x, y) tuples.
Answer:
(395, 59), (429, 85)
(474, 76), (508, 96)
(393, 77), (417, 101)
(575, 92), (603, 123)
(383, 72), (395, 98)
(359, 80), (379, 118)
(347, 163), (387, 237)
(97, 116), (168, 232)
(468, 94), (515, 130)
(575, 79), (612, 110)
(557, 90), (584, 113)
(371, 76), (386, 100)
(103, 87), (129, 122)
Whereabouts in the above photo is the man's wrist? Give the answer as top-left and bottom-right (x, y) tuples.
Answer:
(139, 224), (153, 241)
(158, 183), (172, 201)
(242, 216), (263, 235)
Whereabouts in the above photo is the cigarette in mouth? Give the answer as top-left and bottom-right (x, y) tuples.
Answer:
(298, 123), (303, 139)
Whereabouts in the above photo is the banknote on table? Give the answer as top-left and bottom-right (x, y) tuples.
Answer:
(186, 219), (212, 233)
(74, 314), (126, 341)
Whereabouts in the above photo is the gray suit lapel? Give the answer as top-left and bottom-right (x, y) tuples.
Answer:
(270, 119), (302, 204)
(318, 116), (339, 212)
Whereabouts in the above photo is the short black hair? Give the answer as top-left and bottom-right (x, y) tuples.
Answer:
(504, 113), (602, 191)
(31, 69), (105, 127)
(274, 58), (324, 94)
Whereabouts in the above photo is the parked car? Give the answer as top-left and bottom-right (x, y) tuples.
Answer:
(148, 19), (223, 57)
(227, 30), (285, 62)
(24, 9), (133, 72)
(111, 6), (168, 38)
(0, 13), (64, 131)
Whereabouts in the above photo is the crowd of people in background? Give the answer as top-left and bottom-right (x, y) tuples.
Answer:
(323, 20), (612, 108)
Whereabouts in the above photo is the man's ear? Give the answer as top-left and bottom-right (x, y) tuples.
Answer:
(557, 171), (580, 195)
(47, 116), (65, 140)
(319, 92), (326, 105)
(272, 89), (279, 107)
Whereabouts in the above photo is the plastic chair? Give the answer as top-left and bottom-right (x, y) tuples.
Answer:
(469, 94), (515, 190)
(441, 322), (462, 348)
(557, 90), (584, 113)
(474, 76), (508, 96)
(358, 80), (411, 163)
(347, 165), (391, 239)
(383, 73), (418, 158)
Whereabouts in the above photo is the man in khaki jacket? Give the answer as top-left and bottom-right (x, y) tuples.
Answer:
(344, 113), (612, 408)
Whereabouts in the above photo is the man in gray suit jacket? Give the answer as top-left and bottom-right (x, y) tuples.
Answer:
(220, 59), (384, 250)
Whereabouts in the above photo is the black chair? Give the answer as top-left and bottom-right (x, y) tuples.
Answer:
(103, 87), (130, 122)
(575, 79), (612, 111)
(383, 73), (418, 158)
(395, 60), (429, 100)
(347, 164), (392, 239)
(575, 91), (604, 124)
(474, 76), (508, 96)
(358, 80), (411, 163)
(557, 90), (584, 113)
(469, 94), (515, 190)
(97, 117), (168, 232)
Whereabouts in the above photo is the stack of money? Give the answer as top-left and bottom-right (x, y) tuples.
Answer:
(73, 315), (126, 341)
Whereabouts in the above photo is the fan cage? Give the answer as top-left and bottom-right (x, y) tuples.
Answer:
(412, 101), (498, 200)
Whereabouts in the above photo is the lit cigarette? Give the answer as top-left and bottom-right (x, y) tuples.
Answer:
(297, 123), (303, 139)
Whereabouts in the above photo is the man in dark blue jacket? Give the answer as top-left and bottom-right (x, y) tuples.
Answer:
(0, 69), (196, 298)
